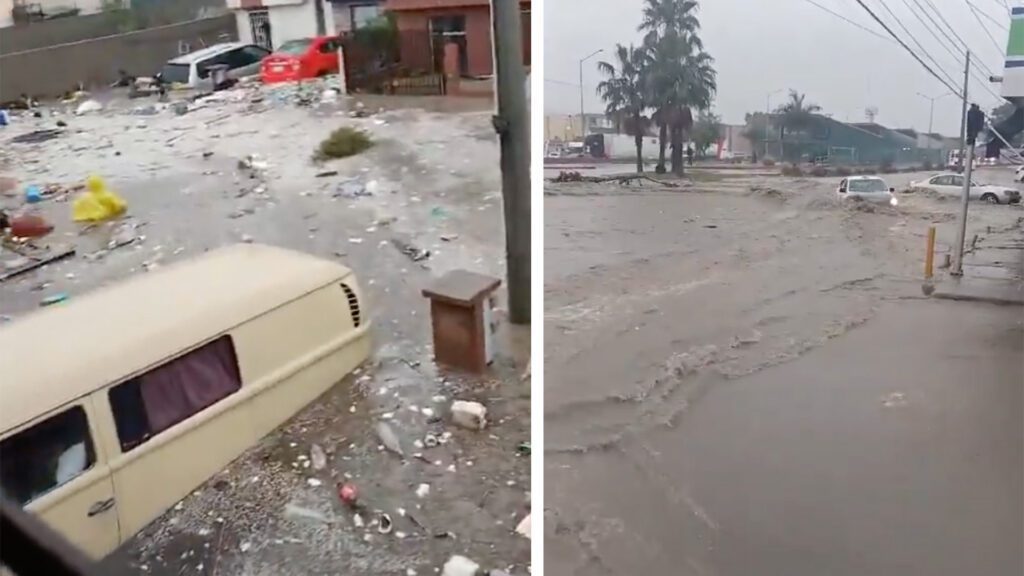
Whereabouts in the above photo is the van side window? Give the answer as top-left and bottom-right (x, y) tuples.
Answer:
(109, 335), (242, 452)
(0, 406), (95, 505)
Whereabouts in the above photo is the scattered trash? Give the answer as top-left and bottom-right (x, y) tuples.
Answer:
(353, 513), (365, 527)
(202, 151), (214, 159)
(72, 175), (127, 223)
(730, 330), (762, 348)
(430, 206), (449, 218)
(423, 433), (439, 448)
(310, 444), (327, 470)
(24, 185), (42, 203)
(333, 179), (373, 198)
(10, 129), (63, 144)
(882, 392), (908, 408)
(55, 120), (67, 128)
(517, 442), (531, 455)
(8, 213), (54, 238)
(392, 238), (430, 262)
(377, 421), (404, 455)
(75, 100), (103, 115)
(241, 234), (254, 244)
(377, 513), (393, 534)
(316, 170), (339, 178)
(306, 478), (322, 487)
(440, 233), (459, 242)
(239, 542), (251, 553)
(450, 400), (487, 430)
(515, 513), (531, 538)
(441, 556), (480, 576)
(415, 483), (430, 498)
(337, 482), (358, 507)
(320, 89), (339, 104)
(40, 293), (69, 306)
(284, 504), (331, 524)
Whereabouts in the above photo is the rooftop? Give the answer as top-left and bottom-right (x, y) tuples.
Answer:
(0, 244), (352, 432)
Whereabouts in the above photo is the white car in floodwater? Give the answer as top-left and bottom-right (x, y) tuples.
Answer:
(837, 176), (898, 206)
(910, 173), (1021, 204)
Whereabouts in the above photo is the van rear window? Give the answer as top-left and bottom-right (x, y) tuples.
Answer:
(110, 335), (242, 452)
(0, 406), (95, 505)
(160, 63), (191, 84)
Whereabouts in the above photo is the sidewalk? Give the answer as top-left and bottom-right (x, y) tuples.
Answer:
(931, 219), (1024, 305)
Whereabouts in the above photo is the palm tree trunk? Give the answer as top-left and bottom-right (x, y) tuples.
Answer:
(634, 133), (644, 173)
(656, 123), (668, 173)
(671, 125), (684, 176)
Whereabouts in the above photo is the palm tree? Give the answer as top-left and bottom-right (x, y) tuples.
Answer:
(773, 90), (822, 160)
(596, 44), (651, 173)
(639, 0), (716, 175)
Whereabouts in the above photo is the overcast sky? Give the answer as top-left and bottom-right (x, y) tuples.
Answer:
(543, 0), (1013, 135)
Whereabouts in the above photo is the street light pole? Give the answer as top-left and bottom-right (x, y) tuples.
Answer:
(916, 91), (951, 151)
(579, 48), (603, 140)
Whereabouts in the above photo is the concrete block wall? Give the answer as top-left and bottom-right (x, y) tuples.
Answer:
(0, 15), (237, 101)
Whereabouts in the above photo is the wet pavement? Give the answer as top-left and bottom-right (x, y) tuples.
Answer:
(544, 168), (1023, 575)
(1, 85), (529, 575)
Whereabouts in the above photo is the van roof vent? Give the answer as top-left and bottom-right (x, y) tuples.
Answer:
(340, 283), (361, 327)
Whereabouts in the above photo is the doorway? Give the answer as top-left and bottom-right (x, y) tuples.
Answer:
(248, 10), (272, 50)
(429, 14), (467, 76)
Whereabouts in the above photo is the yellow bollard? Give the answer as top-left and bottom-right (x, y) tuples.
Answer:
(925, 226), (936, 279)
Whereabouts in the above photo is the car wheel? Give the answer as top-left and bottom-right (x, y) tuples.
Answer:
(980, 192), (1000, 204)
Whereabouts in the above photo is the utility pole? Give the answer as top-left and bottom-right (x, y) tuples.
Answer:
(491, 0), (530, 323)
(579, 49), (603, 140)
(952, 50), (979, 277)
(957, 52), (970, 174)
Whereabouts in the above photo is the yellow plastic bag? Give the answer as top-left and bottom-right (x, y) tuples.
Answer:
(72, 175), (127, 222)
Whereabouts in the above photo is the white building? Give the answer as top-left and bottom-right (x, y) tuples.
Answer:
(226, 0), (383, 50)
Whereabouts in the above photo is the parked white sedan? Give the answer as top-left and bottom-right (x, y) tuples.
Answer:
(837, 176), (899, 206)
(909, 173), (1021, 204)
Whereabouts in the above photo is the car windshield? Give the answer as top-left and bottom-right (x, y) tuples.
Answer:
(848, 179), (887, 193)
(276, 39), (313, 55)
(160, 63), (191, 84)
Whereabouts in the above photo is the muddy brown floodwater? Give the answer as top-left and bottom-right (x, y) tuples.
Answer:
(1, 89), (530, 575)
(544, 170), (1024, 576)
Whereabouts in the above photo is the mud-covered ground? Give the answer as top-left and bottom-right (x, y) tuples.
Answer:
(544, 168), (1023, 576)
(1, 86), (530, 575)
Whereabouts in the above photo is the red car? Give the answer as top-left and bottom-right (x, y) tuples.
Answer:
(260, 36), (341, 83)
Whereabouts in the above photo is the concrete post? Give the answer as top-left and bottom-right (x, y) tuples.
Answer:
(490, 0), (530, 324)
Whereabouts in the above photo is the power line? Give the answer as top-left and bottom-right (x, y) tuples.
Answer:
(875, 0), (962, 90)
(915, 0), (998, 76)
(966, 0), (1009, 31)
(897, 0), (1003, 101)
(850, 0), (963, 95)
(799, 0), (895, 43)
(967, 0), (1006, 54)
(545, 78), (580, 87)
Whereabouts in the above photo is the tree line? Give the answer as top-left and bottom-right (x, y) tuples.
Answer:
(596, 0), (716, 176)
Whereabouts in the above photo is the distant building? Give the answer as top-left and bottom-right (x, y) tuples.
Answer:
(751, 113), (948, 165)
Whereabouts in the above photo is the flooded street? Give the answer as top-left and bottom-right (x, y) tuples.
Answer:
(544, 170), (1023, 575)
(1, 87), (530, 575)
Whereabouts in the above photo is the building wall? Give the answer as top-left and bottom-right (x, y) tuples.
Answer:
(233, 10), (254, 43)
(268, 1), (319, 44)
(0, 14), (236, 100)
(391, 1), (529, 77)
(0, 0), (13, 28)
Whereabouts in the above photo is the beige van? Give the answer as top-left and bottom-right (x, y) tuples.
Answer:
(0, 244), (371, 559)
